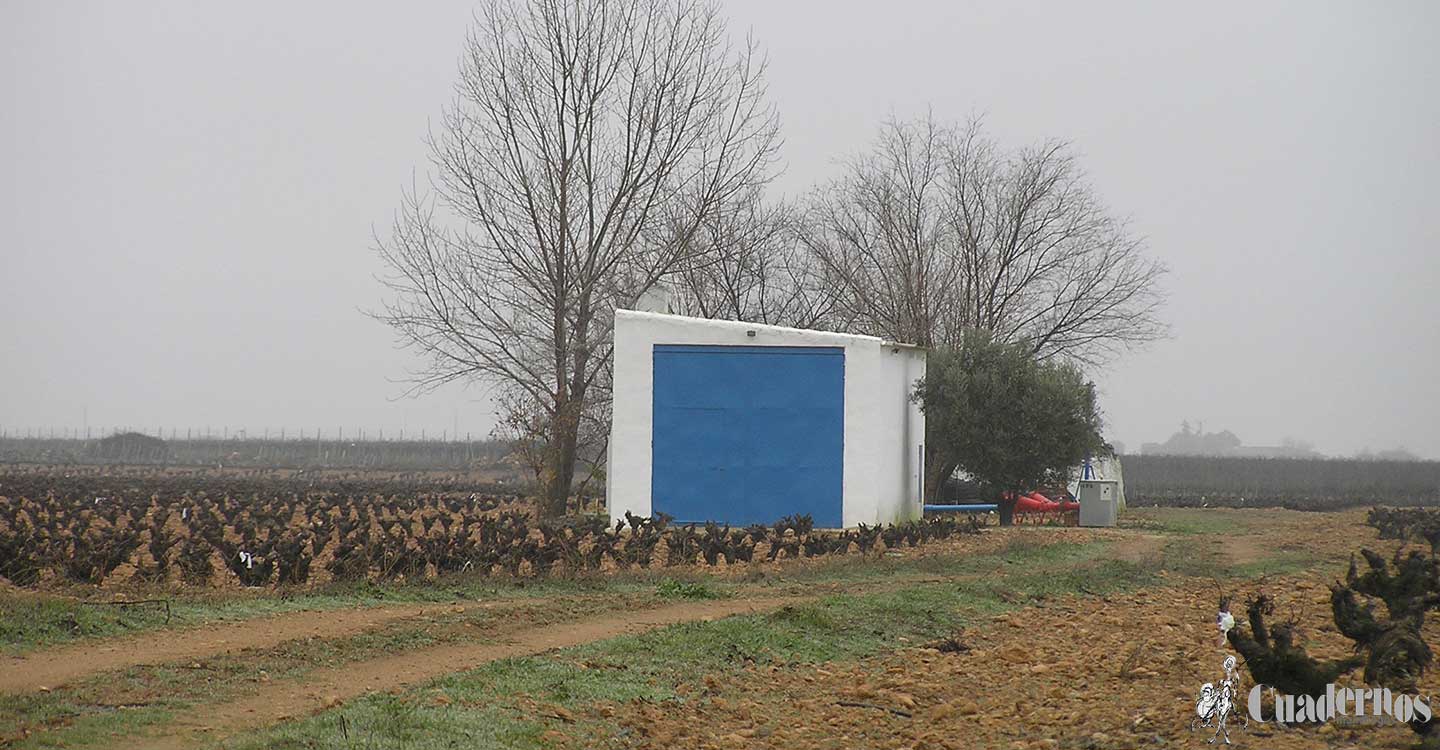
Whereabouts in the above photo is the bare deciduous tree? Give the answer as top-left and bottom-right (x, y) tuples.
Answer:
(807, 115), (1167, 357)
(374, 0), (780, 518)
(943, 119), (1168, 363)
(803, 116), (963, 348)
(667, 189), (837, 328)
(805, 115), (1167, 497)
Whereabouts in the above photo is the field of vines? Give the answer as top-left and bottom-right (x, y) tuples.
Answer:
(0, 433), (516, 473)
(1121, 454), (1440, 509)
(0, 466), (980, 590)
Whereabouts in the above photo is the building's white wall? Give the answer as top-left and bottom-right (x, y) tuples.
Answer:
(864, 346), (927, 525)
(906, 350), (927, 517)
(838, 341), (880, 528)
(607, 309), (924, 528)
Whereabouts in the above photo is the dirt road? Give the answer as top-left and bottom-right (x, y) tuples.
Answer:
(119, 595), (806, 750)
(0, 601), (463, 694)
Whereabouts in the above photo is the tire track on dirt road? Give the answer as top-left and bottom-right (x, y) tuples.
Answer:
(0, 601), (487, 694)
(118, 594), (809, 750)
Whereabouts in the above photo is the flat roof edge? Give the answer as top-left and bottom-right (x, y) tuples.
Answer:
(617, 308), (921, 348)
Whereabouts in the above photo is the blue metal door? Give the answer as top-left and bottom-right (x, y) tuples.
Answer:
(651, 345), (844, 527)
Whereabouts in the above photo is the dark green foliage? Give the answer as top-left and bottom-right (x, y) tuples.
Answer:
(916, 331), (1105, 525)
(654, 578), (718, 600)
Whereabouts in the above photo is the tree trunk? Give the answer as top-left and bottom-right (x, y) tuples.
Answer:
(540, 402), (581, 519)
(922, 436), (955, 504)
(997, 497), (1017, 527)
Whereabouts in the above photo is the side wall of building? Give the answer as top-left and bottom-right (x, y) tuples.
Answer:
(856, 345), (926, 526)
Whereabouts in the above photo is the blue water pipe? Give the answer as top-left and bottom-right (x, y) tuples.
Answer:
(923, 503), (998, 513)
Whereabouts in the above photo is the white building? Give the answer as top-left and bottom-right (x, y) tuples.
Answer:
(607, 309), (925, 529)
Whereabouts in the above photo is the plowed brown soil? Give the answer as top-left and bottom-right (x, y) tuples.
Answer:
(592, 571), (1436, 750)
(562, 511), (1420, 750)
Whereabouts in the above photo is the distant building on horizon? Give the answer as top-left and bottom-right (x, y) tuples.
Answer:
(1139, 422), (1323, 459)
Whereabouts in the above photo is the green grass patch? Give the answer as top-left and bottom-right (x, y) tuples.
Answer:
(762, 535), (1107, 587)
(0, 690), (177, 750)
(1231, 551), (1321, 579)
(1155, 534), (1230, 578)
(0, 591), (668, 750)
(220, 690), (548, 750)
(653, 578), (721, 600)
(1156, 533), (1322, 580)
(1127, 507), (1249, 536)
(0, 622), (454, 749)
(0, 575), (662, 655)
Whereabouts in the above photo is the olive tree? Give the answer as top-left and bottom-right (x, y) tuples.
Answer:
(916, 331), (1106, 525)
(374, 0), (780, 517)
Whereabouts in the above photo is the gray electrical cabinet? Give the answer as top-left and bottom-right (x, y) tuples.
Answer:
(1077, 480), (1119, 527)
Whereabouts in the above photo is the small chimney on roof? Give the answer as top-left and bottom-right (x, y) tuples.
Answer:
(634, 283), (675, 314)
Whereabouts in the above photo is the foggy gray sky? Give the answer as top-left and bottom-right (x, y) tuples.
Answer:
(3, 2), (1437, 457)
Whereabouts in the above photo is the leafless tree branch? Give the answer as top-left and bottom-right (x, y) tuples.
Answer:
(373, 0), (779, 517)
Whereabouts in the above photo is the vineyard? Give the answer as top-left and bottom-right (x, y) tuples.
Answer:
(6, 464), (1438, 750)
(0, 432), (518, 474)
(1121, 453), (1440, 509)
(0, 466), (981, 590)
